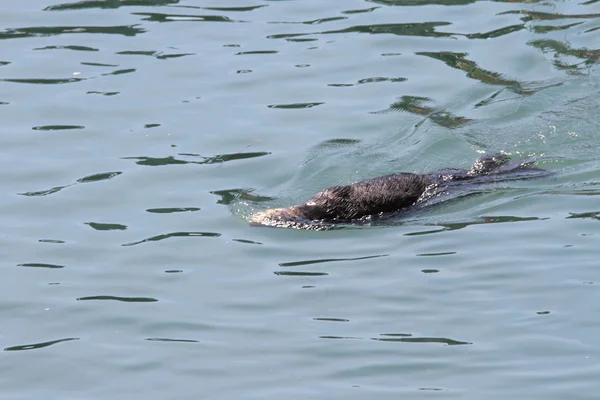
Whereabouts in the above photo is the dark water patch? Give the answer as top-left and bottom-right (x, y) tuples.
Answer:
(319, 336), (361, 340)
(500, 10), (600, 22)
(133, 12), (236, 23)
(146, 338), (199, 343)
(236, 50), (278, 55)
(195, 5), (267, 12)
(358, 76), (407, 84)
(18, 263), (65, 269)
(237, 69), (252, 74)
(211, 189), (274, 205)
(272, 16), (347, 25)
(4, 337), (79, 352)
(81, 62), (119, 67)
(19, 185), (71, 196)
(282, 22), (455, 41)
(21, 171), (122, 196)
(122, 231), (221, 247)
(102, 68), (136, 76)
(85, 222), (127, 231)
(34, 45), (99, 51)
(381, 52), (402, 56)
(286, 38), (318, 42)
(45, 0), (179, 11)
(374, 334), (471, 346)
(537, 311), (550, 315)
(0, 25), (144, 40)
(371, 95), (471, 127)
(223, 44), (240, 47)
(32, 125), (84, 131)
(0, 61), (10, 66)
(268, 22), (455, 40)
(422, 269), (439, 273)
(39, 239), (65, 244)
(0, 101), (9, 105)
(279, 254), (388, 267)
(417, 52), (526, 93)
(77, 171), (122, 183)
(117, 50), (156, 56)
(369, 0), (475, 5)
(428, 111), (473, 128)
(78, 295), (158, 302)
(585, 26), (600, 33)
(373, 95), (432, 115)
(266, 33), (309, 40)
(146, 207), (201, 213)
(165, 269), (182, 273)
(315, 138), (361, 148)
(405, 216), (544, 236)
(419, 388), (444, 391)
(232, 239), (263, 245)
(529, 40), (600, 74)
(567, 211), (600, 221)
(124, 151), (270, 166)
(156, 52), (194, 59)
(313, 317), (349, 322)
(531, 22), (582, 34)
(326, 22), (454, 37)
(466, 24), (524, 40)
(416, 252), (456, 257)
(342, 6), (380, 14)
(116, 50), (194, 60)
(274, 271), (329, 277)
(1, 78), (86, 84)
(87, 91), (119, 96)
(268, 102), (323, 109)
(329, 76), (407, 87)
(144, 123), (161, 128)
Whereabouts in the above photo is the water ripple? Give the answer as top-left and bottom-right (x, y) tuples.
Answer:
(279, 255), (388, 267)
(146, 337), (199, 343)
(146, 207), (201, 214)
(19, 171), (121, 197)
(122, 231), (221, 247)
(133, 12), (238, 23)
(77, 295), (158, 302)
(373, 333), (471, 346)
(0, 25), (144, 40)
(124, 151), (270, 166)
(44, 0), (179, 12)
(4, 337), (79, 352)
(85, 222), (127, 231)
(18, 263), (65, 269)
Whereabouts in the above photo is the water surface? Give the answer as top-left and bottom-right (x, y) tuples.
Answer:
(2, 0), (600, 398)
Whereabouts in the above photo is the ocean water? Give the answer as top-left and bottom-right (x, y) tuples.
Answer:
(1, 0), (600, 399)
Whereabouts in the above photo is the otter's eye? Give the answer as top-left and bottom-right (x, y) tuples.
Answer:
(306, 201), (316, 206)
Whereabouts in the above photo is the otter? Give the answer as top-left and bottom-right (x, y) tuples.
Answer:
(250, 153), (550, 230)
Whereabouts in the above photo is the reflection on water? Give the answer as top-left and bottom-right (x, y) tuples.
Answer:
(124, 152), (270, 166)
(4, 338), (79, 352)
(18, 171), (122, 197)
(121, 231), (221, 246)
(405, 215), (545, 236)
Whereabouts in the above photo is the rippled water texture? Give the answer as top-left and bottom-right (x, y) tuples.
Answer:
(2, 0), (600, 398)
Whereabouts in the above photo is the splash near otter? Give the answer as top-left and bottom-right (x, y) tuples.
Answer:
(250, 154), (551, 230)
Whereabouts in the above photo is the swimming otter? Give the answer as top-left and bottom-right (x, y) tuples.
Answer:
(250, 153), (550, 230)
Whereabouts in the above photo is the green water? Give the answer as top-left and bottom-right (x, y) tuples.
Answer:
(1, 0), (600, 398)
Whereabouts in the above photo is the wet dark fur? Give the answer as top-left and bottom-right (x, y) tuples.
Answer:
(250, 154), (550, 229)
